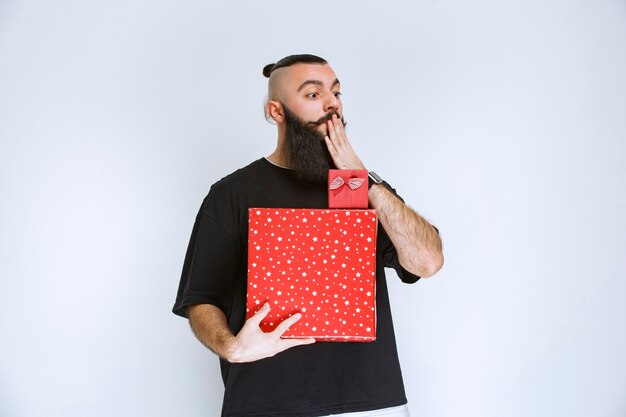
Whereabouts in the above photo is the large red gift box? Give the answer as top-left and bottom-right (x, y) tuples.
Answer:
(246, 208), (377, 341)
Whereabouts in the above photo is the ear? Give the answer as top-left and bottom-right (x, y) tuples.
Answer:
(266, 100), (285, 123)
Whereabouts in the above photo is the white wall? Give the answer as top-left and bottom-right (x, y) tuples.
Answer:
(1, 1), (624, 416)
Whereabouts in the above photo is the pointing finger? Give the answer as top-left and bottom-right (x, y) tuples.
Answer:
(273, 313), (303, 336)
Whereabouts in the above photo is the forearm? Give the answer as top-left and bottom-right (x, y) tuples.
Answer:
(188, 304), (236, 361)
(368, 183), (443, 277)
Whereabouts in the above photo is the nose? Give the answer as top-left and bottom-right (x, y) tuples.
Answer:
(324, 93), (340, 113)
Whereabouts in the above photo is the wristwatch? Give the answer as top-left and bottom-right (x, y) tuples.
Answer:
(368, 171), (383, 189)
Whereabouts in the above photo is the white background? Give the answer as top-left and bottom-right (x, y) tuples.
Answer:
(1, 1), (625, 416)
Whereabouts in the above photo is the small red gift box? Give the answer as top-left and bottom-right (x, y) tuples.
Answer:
(246, 208), (377, 341)
(328, 169), (368, 209)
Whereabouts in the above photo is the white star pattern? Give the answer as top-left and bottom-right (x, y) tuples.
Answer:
(246, 208), (377, 341)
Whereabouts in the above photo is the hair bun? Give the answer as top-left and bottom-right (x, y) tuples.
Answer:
(262, 63), (275, 78)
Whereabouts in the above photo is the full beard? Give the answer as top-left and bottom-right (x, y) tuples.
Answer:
(283, 104), (347, 183)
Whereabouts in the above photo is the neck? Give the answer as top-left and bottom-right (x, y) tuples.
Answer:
(267, 129), (290, 167)
(266, 150), (290, 168)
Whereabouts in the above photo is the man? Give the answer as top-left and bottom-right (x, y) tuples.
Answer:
(173, 54), (443, 417)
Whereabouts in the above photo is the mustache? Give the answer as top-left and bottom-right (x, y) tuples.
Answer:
(307, 112), (347, 128)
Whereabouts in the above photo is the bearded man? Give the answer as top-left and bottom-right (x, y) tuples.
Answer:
(173, 54), (444, 417)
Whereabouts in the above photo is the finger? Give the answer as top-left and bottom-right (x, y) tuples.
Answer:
(333, 113), (345, 131)
(328, 118), (342, 146)
(268, 337), (315, 357)
(326, 119), (338, 145)
(325, 137), (342, 169)
(273, 312), (302, 336)
(281, 338), (316, 349)
(334, 113), (344, 127)
(324, 136), (338, 156)
(248, 302), (270, 326)
(331, 115), (347, 146)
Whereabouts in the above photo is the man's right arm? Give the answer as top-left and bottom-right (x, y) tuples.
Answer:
(188, 303), (315, 363)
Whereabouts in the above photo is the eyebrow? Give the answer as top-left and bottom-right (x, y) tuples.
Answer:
(297, 78), (340, 92)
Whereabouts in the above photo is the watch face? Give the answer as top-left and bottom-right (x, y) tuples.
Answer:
(368, 171), (383, 184)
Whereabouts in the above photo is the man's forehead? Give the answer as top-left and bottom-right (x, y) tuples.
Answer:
(282, 64), (340, 89)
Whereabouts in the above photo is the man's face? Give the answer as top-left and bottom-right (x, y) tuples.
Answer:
(279, 64), (344, 136)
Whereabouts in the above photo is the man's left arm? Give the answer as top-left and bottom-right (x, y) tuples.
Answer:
(325, 114), (444, 278)
(368, 183), (443, 277)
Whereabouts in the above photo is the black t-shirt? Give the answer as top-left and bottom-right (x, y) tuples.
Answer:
(173, 158), (421, 417)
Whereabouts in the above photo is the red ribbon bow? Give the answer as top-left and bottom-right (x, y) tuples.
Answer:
(329, 176), (366, 191)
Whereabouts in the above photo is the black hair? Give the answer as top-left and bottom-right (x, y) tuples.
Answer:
(263, 54), (328, 78)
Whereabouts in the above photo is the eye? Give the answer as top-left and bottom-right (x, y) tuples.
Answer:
(333, 92), (342, 98)
(306, 92), (319, 99)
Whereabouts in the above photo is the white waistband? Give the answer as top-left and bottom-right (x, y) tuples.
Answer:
(326, 404), (410, 417)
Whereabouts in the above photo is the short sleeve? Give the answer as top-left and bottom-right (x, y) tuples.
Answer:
(172, 199), (241, 318)
(378, 223), (421, 284)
